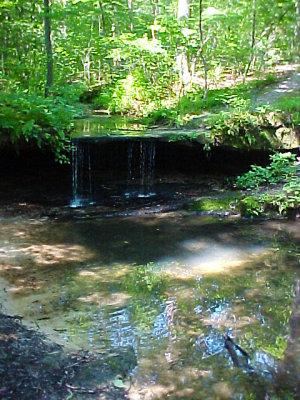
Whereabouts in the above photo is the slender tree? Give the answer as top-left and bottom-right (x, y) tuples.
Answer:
(244, 0), (257, 79)
(198, 0), (208, 100)
(177, 0), (191, 88)
(128, 0), (133, 33)
(98, 0), (106, 36)
(44, 0), (53, 97)
(295, 0), (300, 59)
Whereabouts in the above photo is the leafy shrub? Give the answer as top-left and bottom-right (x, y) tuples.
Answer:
(52, 83), (88, 103)
(211, 97), (277, 148)
(93, 69), (160, 116)
(247, 72), (278, 89)
(0, 91), (82, 162)
(236, 152), (297, 188)
(236, 152), (299, 217)
(239, 196), (265, 217)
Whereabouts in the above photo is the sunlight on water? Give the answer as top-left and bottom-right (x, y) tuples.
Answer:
(72, 115), (146, 138)
(163, 241), (268, 278)
(0, 214), (299, 399)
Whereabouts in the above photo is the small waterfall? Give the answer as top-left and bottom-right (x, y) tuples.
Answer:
(71, 138), (156, 206)
(126, 140), (156, 198)
(71, 141), (93, 207)
(127, 142), (134, 182)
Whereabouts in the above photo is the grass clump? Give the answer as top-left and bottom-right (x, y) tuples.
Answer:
(271, 91), (300, 127)
(185, 196), (239, 213)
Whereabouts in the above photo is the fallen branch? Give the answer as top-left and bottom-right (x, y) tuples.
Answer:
(224, 334), (253, 370)
(65, 383), (97, 394)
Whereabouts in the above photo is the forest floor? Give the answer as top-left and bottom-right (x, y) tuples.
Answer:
(183, 67), (300, 134)
(0, 310), (131, 400)
(253, 70), (300, 106)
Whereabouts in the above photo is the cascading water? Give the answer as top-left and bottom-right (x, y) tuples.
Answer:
(126, 140), (156, 198)
(70, 140), (93, 207)
(70, 138), (156, 207)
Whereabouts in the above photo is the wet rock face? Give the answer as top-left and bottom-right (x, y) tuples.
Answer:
(71, 136), (271, 178)
(0, 135), (272, 207)
(70, 136), (271, 206)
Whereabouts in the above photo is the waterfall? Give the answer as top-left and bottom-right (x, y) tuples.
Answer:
(126, 140), (156, 198)
(71, 138), (156, 206)
(70, 140), (93, 207)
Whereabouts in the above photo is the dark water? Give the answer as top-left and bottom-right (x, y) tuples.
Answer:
(71, 139), (157, 207)
(0, 211), (299, 399)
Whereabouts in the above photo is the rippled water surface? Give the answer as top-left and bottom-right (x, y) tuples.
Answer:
(0, 212), (299, 399)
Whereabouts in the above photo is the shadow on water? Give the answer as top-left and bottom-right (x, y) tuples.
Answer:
(0, 210), (299, 399)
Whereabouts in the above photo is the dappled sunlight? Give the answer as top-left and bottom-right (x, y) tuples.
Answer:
(131, 383), (176, 400)
(0, 212), (299, 399)
(0, 263), (23, 272)
(6, 280), (42, 295)
(22, 244), (95, 265)
(199, 307), (258, 330)
(77, 263), (130, 282)
(212, 382), (233, 399)
(262, 220), (300, 241)
(78, 291), (131, 307)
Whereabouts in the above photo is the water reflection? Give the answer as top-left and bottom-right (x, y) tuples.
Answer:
(0, 214), (299, 398)
(72, 115), (146, 138)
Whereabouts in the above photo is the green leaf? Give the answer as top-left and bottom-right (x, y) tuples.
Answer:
(112, 378), (129, 389)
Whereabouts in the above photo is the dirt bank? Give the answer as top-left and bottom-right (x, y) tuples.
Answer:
(0, 310), (131, 400)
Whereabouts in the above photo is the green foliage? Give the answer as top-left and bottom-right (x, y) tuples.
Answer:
(52, 83), (88, 104)
(94, 69), (160, 116)
(148, 108), (179, 126)
(185, 196), (239, 212)
(124, 263), (167, 298)
(0, 0), (298, 158)
(239, 196), (265, 217)
(177, 76), (278, 117)
(0, 91), (82, 162)
(211, 96), (276, 148)
(248, 72), (279, 88)
(271, 91), (300, 127)
(262, 176), (300, 214)
(236, 152), (298, 188)
(236, 152), (299, 217)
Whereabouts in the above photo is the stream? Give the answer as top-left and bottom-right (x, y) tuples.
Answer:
(0, 210), (299, 399)
(0, 116), (299, 399)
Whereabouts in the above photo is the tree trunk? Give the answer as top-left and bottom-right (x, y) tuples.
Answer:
(83, 18), (94, 83)
(128, 0), (133, 33)
(1, 53), (5, 75)
(244, 0), (256, 80)
(177, 0), (191, 19)
(151, 0), (159, 40)
(44, 0), (53, 97)
(177, 0), (191, 90)
(98, 0), (106, 36)
(295, 0), (300, 59)
(199, 0), (208, 101)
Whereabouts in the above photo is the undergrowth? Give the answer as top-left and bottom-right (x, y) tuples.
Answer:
(236, 152), (299, 217)
(0, 91), (83, 162)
